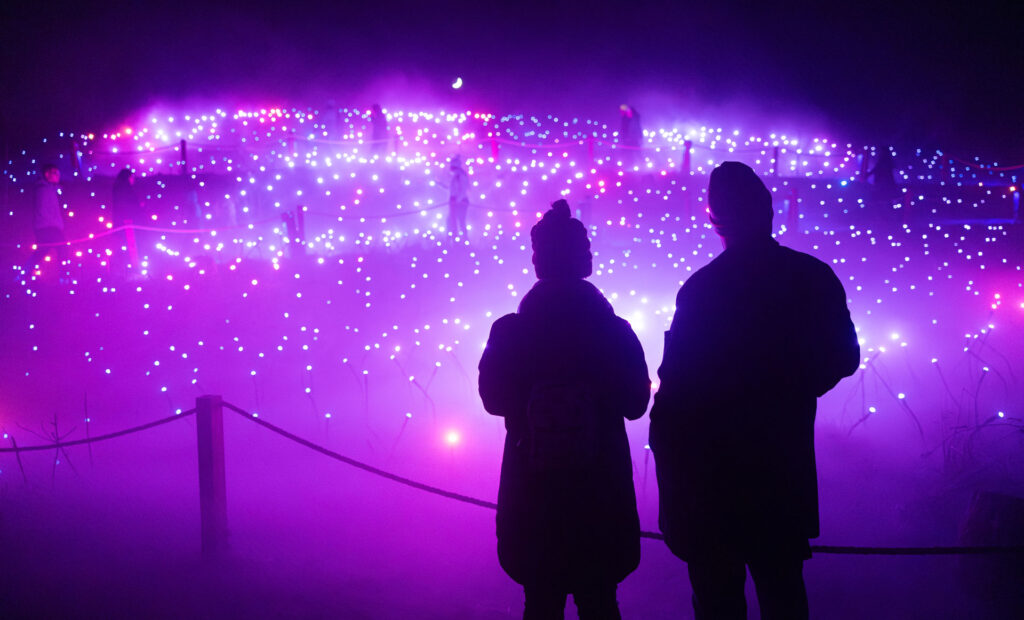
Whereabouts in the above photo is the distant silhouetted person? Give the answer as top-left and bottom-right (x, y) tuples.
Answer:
(112, 167), (142, 224)
(370, 103), (389, 154)
(448, 155), (470, 237)
(111, 168), (143, 278)
(618, 105), (643, 170)
(867, 148), (897, 196)
(479, 199), (650, 619)
(618, 104), (642, 148)
(649, 162), (860, 619)
(29, 164), (69, 276)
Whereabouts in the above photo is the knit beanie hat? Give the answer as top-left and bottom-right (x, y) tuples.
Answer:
(708, 161), (773, 238)
(531, 199), (592, 279)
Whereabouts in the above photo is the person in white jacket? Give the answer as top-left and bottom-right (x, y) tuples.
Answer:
(29, 164), (69, 274)
(448, 155), (470, 237)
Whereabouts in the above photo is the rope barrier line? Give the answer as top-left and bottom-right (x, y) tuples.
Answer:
(301, 202), (451, 221)
(948, 156), (1024, 172)
(811, 544), (1024, 555)
(0, 409), (195, 453)
(24, 214), (292, 248)
(23, 224), (222, 248)
(18, 129), (1021, 173)
(223, 401), (499, 510)
(640, 530), (1024, 555)
(90, 144), (180, 155)
(0, 398), (1019, 557)
(221, 401), (1024, 556)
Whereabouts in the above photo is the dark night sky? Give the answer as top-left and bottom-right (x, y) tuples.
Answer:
(2, 0), (1022, 159)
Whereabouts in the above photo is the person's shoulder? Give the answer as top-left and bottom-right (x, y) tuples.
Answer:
(777, 243), (841, 281)
(488, 312), (520, 337)
(610, 313), (637, 335)
(680, 259), (718, 291)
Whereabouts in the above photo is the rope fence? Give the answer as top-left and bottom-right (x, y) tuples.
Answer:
(0, 409), (195, 452)
(79, 133), (1024, 172)
(2, 396), (1022, 557)
(13, 200), (502, 253)
(223, 401), (498, 510)
(948, 155), (1024, 172)
(217, 400), (1023, 557)
(12, 213), (296, 250)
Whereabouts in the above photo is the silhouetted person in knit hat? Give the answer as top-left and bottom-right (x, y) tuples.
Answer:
(480, 199), (651, 619)
(649, 162), (860, 619)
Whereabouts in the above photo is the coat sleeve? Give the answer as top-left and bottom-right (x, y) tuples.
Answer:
(604, 317), (651, 420)
(808, 262), (861, 397)
(478, 313), (526, 418)
(649, 269), (727, 455)
(652, 275), (705, 409)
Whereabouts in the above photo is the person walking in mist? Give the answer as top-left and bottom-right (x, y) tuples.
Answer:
(369, 103), (389, 154)
(448, 155), (470, 238)
(29, 163), (69, 277)
(479, 199), (650, 619)
(112, 167), (142, 224)
(649, 162), (860, 619)
(111, 167), (143, 279)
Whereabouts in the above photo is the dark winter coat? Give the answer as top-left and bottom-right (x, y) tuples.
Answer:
(112, 178), (141, 224)
(649, 237), (859, 562)
(479, 278), (650, 588)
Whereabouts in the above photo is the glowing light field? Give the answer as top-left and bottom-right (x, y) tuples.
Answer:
(2, 105), (1023, 618)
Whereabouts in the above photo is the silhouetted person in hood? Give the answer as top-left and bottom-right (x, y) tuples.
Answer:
(618, 104), (642, 148)
(369, 103), (388, 154)
(649, 162), (860, 619)
(112, 167), (142, 224)
(479, 199), (650, 619)
(867, 148), (898, 200)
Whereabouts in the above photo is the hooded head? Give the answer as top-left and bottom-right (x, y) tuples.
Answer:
(707, 161), (773, 241)
(115, 167), (134, 186)
(531, 199), (592, 280)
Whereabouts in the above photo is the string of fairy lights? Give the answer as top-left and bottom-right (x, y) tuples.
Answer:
(1, 105), (1021, 476)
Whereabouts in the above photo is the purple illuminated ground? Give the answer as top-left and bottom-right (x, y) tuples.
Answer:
(1, 106), (1023, 618)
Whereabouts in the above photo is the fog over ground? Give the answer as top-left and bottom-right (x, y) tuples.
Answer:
(2, 2), (1024, 618)
(2, 101), (1023, 617)
(3, 0), (1023, 157)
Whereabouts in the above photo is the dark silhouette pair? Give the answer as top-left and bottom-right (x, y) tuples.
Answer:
(480, 162), (859, 619)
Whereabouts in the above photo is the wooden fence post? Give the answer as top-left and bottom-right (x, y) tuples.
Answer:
(196, 394), (228, 557)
